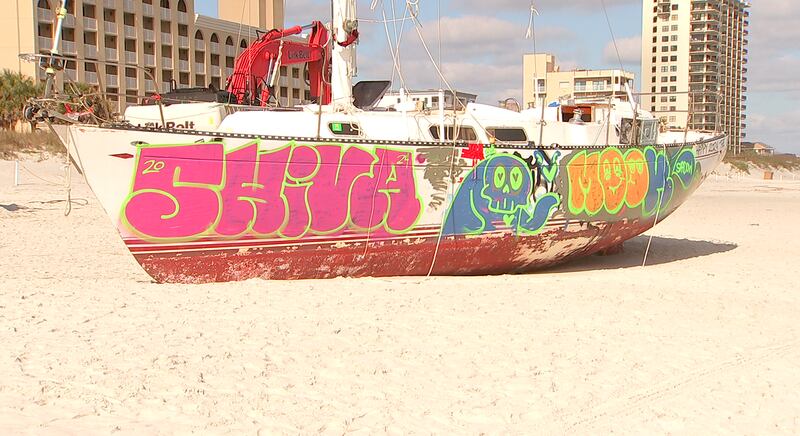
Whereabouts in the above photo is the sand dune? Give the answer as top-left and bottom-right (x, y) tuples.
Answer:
(1, 157), (799, 434)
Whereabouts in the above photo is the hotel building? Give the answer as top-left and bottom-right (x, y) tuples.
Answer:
(1, 0), (311, 113)
(641, 0), (749, 152)
(522, 53), (635, 109)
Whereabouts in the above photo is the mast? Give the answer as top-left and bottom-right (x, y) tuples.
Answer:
(44, 0), (70, 99)
(331, 0), (357, 111)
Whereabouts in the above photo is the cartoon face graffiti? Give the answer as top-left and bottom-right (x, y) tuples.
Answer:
(480, 156), (532, 214)
(443, 152), (560, 237)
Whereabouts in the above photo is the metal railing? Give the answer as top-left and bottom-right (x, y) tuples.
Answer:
(83, 17), (98, 31)
(104, 21), (117, 34)
(38, 36), (53, 50)
(37, 8), (53, 22)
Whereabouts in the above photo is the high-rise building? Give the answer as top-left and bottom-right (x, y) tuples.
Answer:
(1, 0), (309, 114)
(522, 53), (635, 109)
(218, 0), (284, 31)
(641, 0), (749, 152)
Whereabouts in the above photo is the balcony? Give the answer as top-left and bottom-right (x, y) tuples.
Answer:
(104, 22), (117, 34)
(195, 40), (205, 50)
(125, 77), (137, 89)
(124, 25), (136, 39)
(143, 3), (154, 15)
(62, 41), (77, 54)
(105, 48), (118, 60)
(37, 37), (53, 50)
(85, 45), (98, 58)
(37, 8), (53, 22)
(83, 17), (98, 31)
(226, 46), (236, 57)
(178, 12), (188, 23)
(63, 15), (76, 27)
(195, 62), (205, 73)
(161, 9), (172, 20)
(178, 36), (189, 48)
(65, 69), (77, 81)
(104, 0), (116, 8)
(144, 29), (155, 41)
(210, 42), (219, 53)
(85, 72), (99, 84)
(145, 79), (155, 92)
(124, 51), (137, 64)
(144, 54), (156, 66)
(161, 57), (173, 68)
(211, 66), (221, 76)
(226, 67), (234, 77)
(161, 33), (173, 44)
(179, 60), (189, 71)
(106, 74), (118, 87)
(123, 0), (135, 12)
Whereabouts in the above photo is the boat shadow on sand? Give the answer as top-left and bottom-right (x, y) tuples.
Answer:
(549, 236), (738, 273)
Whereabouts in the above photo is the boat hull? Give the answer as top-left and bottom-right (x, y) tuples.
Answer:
(59, 125), (727, 283)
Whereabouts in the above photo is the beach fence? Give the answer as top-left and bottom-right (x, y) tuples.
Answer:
(12, 160), (70, 187)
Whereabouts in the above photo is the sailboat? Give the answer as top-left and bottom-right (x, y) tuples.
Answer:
(35, 0), (727, 283)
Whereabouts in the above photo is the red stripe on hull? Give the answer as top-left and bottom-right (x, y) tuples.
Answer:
(132, 218), (655, 284)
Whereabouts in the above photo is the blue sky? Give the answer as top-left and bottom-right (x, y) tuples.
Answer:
(196, 0), (799, 154)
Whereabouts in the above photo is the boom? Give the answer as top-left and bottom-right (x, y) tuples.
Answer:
(225, 21), (330, 106)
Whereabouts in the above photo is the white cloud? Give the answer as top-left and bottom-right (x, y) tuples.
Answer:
(458, 0), (640, 14)
(602, 35), (641, 68)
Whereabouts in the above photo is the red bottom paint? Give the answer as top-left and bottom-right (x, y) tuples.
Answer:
(130, 218), (659, 284)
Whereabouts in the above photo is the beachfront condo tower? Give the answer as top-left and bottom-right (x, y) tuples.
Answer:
(641, 0), (750, 153)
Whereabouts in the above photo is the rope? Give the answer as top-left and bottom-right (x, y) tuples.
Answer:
(379, 3), (407, 89)
(599, 0), (637, 114)
(642, 143), (669, 267)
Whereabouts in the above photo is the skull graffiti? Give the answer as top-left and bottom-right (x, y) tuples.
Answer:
(480, 155), (532, 214)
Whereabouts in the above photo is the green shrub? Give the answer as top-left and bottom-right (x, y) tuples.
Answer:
(0, 130), (63, 159)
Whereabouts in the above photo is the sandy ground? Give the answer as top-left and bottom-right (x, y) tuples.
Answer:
(1, 156), (799, 435)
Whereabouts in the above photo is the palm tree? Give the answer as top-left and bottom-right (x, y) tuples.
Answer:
(0, 70), (43, 130)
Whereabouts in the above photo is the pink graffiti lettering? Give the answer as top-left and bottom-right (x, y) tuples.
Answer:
(124, 143), (224, 240)
(123, 142), (423, 241)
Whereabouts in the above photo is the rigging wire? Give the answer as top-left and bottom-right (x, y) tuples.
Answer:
(599, 0), (637, 114)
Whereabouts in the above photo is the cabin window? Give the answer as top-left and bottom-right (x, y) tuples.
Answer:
(486, 127), (528, 143)
(329, 122), (361, 136)
(429, 125), (477, 141)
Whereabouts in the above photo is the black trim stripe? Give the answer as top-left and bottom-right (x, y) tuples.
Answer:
(98, 123), (726, 151)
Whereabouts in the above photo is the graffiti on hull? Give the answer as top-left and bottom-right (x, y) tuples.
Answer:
(122, 141), (424, 241)
(442, 152), (560, 236)
(565, 146), (698, 218)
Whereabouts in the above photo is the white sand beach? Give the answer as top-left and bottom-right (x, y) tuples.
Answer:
(1, 157), (799, 434)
